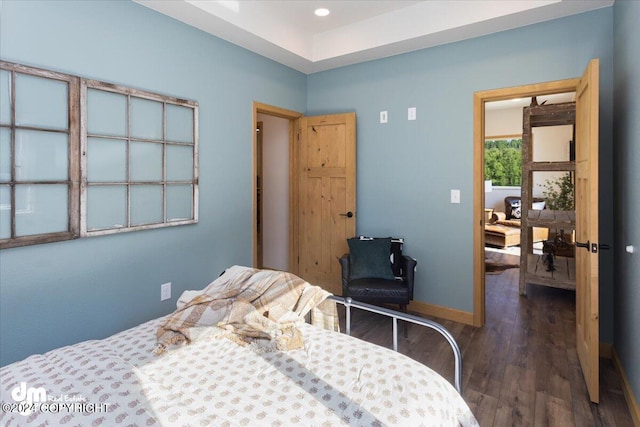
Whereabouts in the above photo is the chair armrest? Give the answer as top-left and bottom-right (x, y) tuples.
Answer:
(401, 255), (417, 300)
(339, 254), (350, 296)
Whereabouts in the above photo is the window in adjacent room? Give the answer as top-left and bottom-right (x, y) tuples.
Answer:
(81, 80), (199, 236)
(0, 62), (80, 248)
(484, 137), (522, 187)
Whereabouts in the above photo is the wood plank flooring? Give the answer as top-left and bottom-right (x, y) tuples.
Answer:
(338, 266), (634, 426)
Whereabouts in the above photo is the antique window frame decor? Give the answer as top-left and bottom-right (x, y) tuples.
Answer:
(0, 61), (81, 249)
(80, 79), (199, 237)
(0, 60), (199, 249)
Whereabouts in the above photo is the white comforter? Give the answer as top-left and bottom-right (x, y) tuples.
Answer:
(0, 315), (478, 426)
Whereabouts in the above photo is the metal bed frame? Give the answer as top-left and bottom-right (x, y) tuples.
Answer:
(328, 296), (463, 394)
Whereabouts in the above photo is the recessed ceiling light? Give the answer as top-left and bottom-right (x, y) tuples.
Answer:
(315, 8), (330, 17)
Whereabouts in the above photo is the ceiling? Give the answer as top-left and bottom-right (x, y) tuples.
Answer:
(135, 0), (613, 74)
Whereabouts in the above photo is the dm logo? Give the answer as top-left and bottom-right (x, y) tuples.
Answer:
(11, 382), (47, 415)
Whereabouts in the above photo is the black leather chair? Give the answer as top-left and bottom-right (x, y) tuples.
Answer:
(339, 237), (417, 336)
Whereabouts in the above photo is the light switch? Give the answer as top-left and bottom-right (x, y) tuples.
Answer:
(451, 189), (461, 204)
(380, 111), (388, 124)
(408, 107), (416, 121)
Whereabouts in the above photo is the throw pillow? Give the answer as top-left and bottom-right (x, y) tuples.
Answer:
(532, 201), (546, 210)
(510, 201), (522, 219)
(348, 237), (395, 281)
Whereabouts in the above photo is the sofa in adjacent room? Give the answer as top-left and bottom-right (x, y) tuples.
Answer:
(484, 196), (549, 248)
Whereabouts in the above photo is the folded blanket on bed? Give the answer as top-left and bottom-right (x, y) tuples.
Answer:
(154, 266), (337, 354)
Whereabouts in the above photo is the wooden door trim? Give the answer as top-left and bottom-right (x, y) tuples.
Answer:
(256, 121), (264, 268)
(473, 78), (580, 327)
(252, 102), (303, 271)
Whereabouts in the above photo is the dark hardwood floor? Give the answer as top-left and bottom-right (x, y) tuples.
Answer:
(338, 266), (634, 426)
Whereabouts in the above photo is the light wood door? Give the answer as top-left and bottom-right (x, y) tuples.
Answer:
(575, 58), (600, 403)
(297, 113), (356, 295)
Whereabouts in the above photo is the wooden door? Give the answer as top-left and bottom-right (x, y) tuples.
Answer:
(575, 58), (600, 403)
(297, 113), (356, 295)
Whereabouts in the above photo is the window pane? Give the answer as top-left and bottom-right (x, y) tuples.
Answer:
(15, 73), (68, 130)
(87, 185), (126, 231)
(87, 137), (126, 182)
(166, 104), (193, 143)
(130, 141), (162, 182)
(15, 184), (68, 236)
(130, 185), (162, 226)
(166, 145), (193, 181)
(484, 138), (522, 187)
(0, 185), (10, 239)
(0, 128), (10, 182)
(87, 89), (126, 137)
(15, 130), (68, 181)
(0, 70), (10, 125)
(82, 81), (197, 236)
(166, 184), (192, 221)
(130, 97), (162, 140)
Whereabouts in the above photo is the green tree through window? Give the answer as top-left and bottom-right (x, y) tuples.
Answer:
(485, 138), (522, 186)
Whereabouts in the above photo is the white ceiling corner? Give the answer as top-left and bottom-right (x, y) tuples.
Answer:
(134, 0), (614, 74)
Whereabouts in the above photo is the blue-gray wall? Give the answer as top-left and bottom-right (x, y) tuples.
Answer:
(307, 8), (615, 339)
(0, 0), (306, 365)
(614, 0), (640, 411)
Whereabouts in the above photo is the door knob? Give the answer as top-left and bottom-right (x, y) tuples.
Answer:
(340, 211), (354, 218)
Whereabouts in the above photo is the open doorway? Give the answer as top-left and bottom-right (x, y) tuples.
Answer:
(482, 94), (575, 320)
(252, 102), (302, 272)
(255, 114), (290, 271)
(472, 77), (582, 327)
(473, 59), (601, 403)
(251, 103), (356, 293)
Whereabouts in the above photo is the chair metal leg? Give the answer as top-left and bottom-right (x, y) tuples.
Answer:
(400, 304), (408, 338)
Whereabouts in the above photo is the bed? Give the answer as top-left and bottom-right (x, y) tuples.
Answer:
(0, 266), (478, 426)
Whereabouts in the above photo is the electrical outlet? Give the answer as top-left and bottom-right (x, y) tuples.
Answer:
(380, 111), (388, 124)
(408, 107), (416, 121)
(160, 282), (171, 301)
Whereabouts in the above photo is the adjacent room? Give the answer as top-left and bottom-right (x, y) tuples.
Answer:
(483, 93), (576, 276)
(0, 0), (638, 425)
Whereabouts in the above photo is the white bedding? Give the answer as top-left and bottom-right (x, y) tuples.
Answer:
(1, 313), (478, 426)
